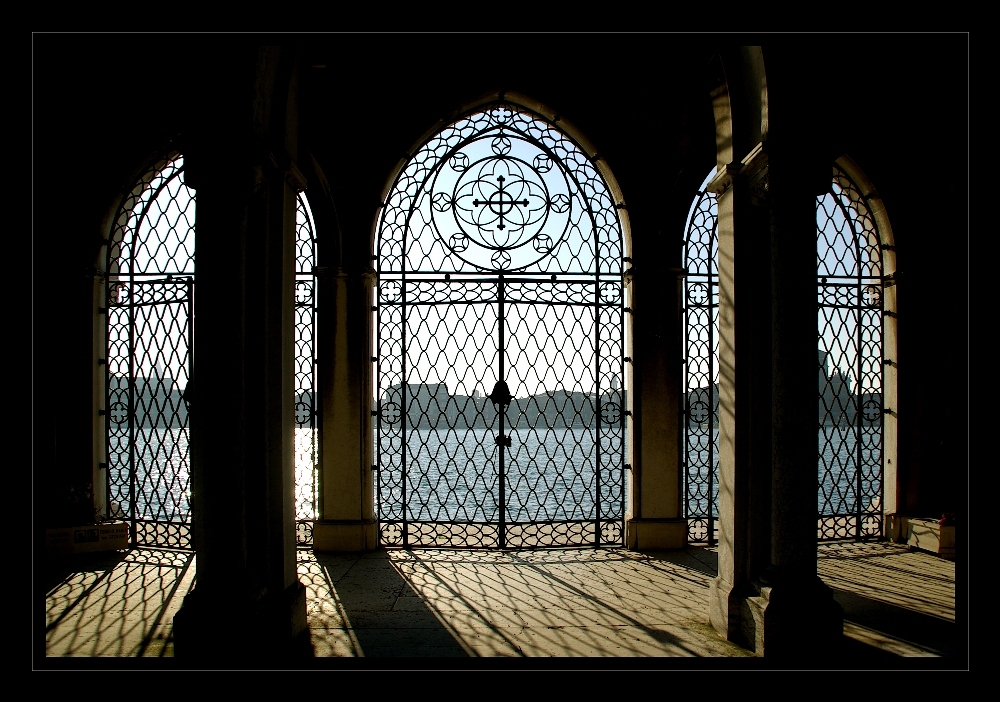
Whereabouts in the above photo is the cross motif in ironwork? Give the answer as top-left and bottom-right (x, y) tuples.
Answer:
(473, 176), (529, 231)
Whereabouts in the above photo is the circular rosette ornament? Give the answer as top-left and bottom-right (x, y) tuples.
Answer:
(380, 401), (401, 424)
(688, 282), (709, 305)
(380, 280), (402, 302)
(689, 400), (710, 424)
(295, 400), (312, 425)
(600, 402), (622, 424)
(862, 399), (882, 422)
(425, 130), (576, 272)
(599, 282), (621, 302)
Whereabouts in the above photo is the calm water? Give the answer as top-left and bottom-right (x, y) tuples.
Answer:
(377, 427), (625, 522)
(109, 426), (878, 522)
(685, 426), (882, 516)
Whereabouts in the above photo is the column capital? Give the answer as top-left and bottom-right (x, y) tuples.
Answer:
(707, 142), (769, 204)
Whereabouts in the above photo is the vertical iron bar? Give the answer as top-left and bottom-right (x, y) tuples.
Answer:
(105, 276), (112, 525)
(401, 276), (408, 547)
(373, 273), (379, 540)
(595, 279), (601, 547)
(878, 274), (886, 538)
(187, 278), (194, 534)
(855, 256), (863, 540)
(682, 278), (688, 532)
(498, 275), (506, 549)
(619, 280), (626, 546)
(128, 277), (137, 546)
(708, 278), (716, 546)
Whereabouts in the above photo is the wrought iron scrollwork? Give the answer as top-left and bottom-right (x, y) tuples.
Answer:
(681, 180), (720, 545)
(293, 193), (319, 545)
(376, 102), (626, 548)
(682, 165), (887, 544)
(105, 155), (195, 550)
(816, 165), (885, 541)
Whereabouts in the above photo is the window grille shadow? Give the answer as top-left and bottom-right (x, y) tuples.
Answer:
(305, 551), (470, 657)
(45, 548), (195, 658)
(831, 588), (957, 658)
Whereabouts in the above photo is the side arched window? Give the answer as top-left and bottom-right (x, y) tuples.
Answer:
(681, 172), (720, 545)
(103, 157), (320, 549)
(681, 161), (894, 543)
(294, 193), (319, 545)
(105, 154), (195, 549)
(816, 163), (890, 540)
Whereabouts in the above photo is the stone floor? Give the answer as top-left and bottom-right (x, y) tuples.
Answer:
(41, 540), (962, 666)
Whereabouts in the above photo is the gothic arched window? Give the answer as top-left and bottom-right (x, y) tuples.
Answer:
(102, 155), (321, 549)
(816, 163), (891, 540)
(294, 193), (319, 545)
(681, 160), (893, 543)
(104, 154), (195, 549)
(374, 100), (627, 548)
(681, 172), (720, 545)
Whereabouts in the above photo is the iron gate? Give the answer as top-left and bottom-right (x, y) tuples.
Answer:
(375, 102), (626, 548)
(105, 155), (195, 549)
(681, 164), (887, 543)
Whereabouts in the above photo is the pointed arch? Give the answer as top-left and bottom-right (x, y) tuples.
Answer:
(372, 95), (631, 548)
(816, 156), (897, 539)
(681, 156), (896, 543)
(102, 150), (195, 548)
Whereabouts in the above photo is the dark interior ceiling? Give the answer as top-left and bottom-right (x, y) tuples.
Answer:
(33, 32), (968, 271)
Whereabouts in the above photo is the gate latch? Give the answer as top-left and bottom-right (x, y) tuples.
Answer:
(488, 380), (513, 409)
(495, 434), (512, 447)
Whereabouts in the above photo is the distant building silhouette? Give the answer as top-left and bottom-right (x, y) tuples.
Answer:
(376, 382), (626, 430)
(108, 363), (188, 429)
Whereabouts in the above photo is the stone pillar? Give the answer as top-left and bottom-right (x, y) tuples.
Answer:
(625, 261), (688, 550)
(312, 264), (378, 551)
(708, 144), (775, 650)
(172, 49), (308, 659)
(752, 141), (843, 658)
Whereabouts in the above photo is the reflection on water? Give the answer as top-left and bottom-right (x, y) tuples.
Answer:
(110, 426), (878, 524)
(108, 428), (318, 523)
(377, 427), (625, 522)
(684, 426), (882, 516)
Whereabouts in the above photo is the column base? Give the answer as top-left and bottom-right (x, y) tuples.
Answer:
(709, 575), (761, 651)
(173, 580), (310, 660)
(625, 518), (687, 551)
(312, 519), (379, 552)
(711, 574), (843, 657)
(759, 573), (844, 659)
(885, 512), (908, 542)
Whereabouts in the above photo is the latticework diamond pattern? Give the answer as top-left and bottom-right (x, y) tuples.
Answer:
(375, 103), (626, 548)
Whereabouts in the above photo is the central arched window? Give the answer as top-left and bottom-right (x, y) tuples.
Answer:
(374, 100), (627, 548)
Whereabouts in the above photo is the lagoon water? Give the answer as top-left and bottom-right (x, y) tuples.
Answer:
(109, 425), (879, 524)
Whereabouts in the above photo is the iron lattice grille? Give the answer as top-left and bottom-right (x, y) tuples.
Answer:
(680, 166), (886, 543)
(816, 166), (884, 540)
(294, 194), (319, 545)
(106, 156), (195, 549)
(376, 102), (625, 548)
(681, 183), (720, 545)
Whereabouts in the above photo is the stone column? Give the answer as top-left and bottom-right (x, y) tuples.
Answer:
(171, 48), (309, 657)
(625, 263), (688, 550)
(708, 144), (774, 650)
(752, 142), (842, 657)
(312, 264), (378, 551)
(172, 148), (309, 658)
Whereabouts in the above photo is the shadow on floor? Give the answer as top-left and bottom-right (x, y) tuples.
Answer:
(833, 588), (958, 657)
(310, 552), (471, 657)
